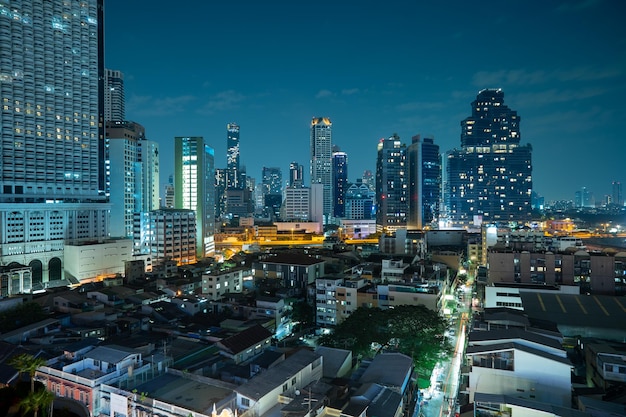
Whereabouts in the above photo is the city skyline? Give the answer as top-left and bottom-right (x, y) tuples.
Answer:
(104, 0), (626, 202)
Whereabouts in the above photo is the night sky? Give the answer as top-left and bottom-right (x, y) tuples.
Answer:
(104, 0), (626, 203)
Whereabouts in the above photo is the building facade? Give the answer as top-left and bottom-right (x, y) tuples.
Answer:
(226, 122), (241, 189)
(104, 69), (124, 122)
(134, 209), (197, 266)
(0, 0), (108, 286)
(376, 134), (407, 232)
(407, 135), (440, 230)
(446, 89), (532, 227)
(332, 149), (348, 218)
(310, 117), (333, 222)
(174, 136), (215, 257)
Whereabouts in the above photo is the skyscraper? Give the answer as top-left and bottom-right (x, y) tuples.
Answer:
(612, 181), (623, 206)
(289, 162), (304, 188)
(175, 137), (215, 257)
(0, 0), (107, 286)
(376, 134), (407, 232)
(104, 69), (125, 122)
(332, 149), (348, 218)
(226, 122), (241, 189)
(310, 117), (332, 222)
(446, 89), (532, 226)
(407, 135), (441, 229)
(262, 167), (282, 220)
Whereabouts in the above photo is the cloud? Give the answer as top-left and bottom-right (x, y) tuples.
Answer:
(315, 89), (334, 99)
(341, 88), (360, 96)
(126, 94), (196, 117)
(511, 87), (610, 107)
(198, 90), (245, 114)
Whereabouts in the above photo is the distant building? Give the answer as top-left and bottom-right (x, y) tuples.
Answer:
(332, 149), (348, 218)
(344, 181), (375, 220)
(133, 209), (197, 266)
(612, 181), (623, 206)
(226, 122), (242, 189)
(174, 136), (215, 257)
(407, 135), (441, 229)
(376, 134), (407, 233)
(104, 69), (125, 122)
(310, 117), (333, 222)
(262, 166), (282, 218)
(446, 89), (532, 227)
(289, 161), (304, 187)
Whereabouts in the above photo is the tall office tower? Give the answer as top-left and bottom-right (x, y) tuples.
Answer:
(0, 0), (107, 287)
(407, 135), (441, 229)
(175, 137), (215, 257)
(289, 162), (304, 187)
(446, 89), (532, 226)
(362, 170), (374, 190)
(310, 117), (333, 222)
(262, 167), (282, 220)
(574, 186), (594, 208)
(214, 168), (227, 219)
(226, 122), (241, 189)
(283, 186), (311, 222)
(332, 149), (348, 218)
(375, 134), (407, 232)
(612, 181), (623, 206)
(104, 69), (125, 122)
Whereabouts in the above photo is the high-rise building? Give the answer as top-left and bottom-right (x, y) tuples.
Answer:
(612, 181), (623, 206)
(376, 134), (407, 232)
(344, 182), (375, 220)
(310, 117), (333, 222)
(289, 162), (304, 188)
(0, 0), (107, 287)
(174, 137), (215, 257)
(138, 139), (160, 212)
(332, 149), (348, 218)
(446, 89), (532, 226)
(104, 69), (125, 122)
(407, 135), (440, 229)
(164, 175), (175, 209)
(226, 122), (241, 189)
(262, 167), (282, 219)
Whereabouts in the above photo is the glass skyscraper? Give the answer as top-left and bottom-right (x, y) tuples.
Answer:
(310, 117), (332, 222)
(407, 135), (440, 229)
(376, 134), (407, 232)
(0, 0), (107, 287)
(445, 89), (532, 226)
(174, 136), (215, 257)
(332, 150), (348, 218)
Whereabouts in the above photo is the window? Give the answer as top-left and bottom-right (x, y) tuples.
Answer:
(292, 377), (297, 385)
(241, 398), (250, 407)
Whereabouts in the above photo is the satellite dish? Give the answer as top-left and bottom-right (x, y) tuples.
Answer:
(295, 390), (301, 396)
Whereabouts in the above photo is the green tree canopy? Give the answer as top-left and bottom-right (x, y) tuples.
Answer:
(318, 305), (451, 378)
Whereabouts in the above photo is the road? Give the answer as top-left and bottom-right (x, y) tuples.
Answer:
(418, 287), (471, 417)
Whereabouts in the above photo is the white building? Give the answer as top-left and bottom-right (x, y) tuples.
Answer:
(201, 267), (244, 301)
(64, 239), (138, 283)
(133, 209), (197, 266)
(465, 329), (572, 407)
(282, 186), (311, 222)
(235, 349), (323, 416)
(316, 276), (344, 327)
(0, 0), (109, 285)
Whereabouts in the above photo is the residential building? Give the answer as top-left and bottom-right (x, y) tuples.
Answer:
(332, 148), (348, 218)
(36, 344), (151, 416)
(216, 323), (274, 364)
(446, 89), (532, 227)
(0, 0), (108, 286)
(407, 135), (440, 229)
(201, 267), (244, 301)
(104, 69), (124, 122)
(235, 349), (323, 416)
(376, 134), (407, 233)
(316, 276), (343, 327)
(283, 185), (311, 222)
(464, 329), (572, 407)
(310, 117), (333, 222)
(174, 136), (215, 257)
(252, 252), (325, 291)
(133, 209), (197, 266)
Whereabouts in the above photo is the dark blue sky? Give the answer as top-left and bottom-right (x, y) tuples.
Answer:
(104, 0), (626, 203)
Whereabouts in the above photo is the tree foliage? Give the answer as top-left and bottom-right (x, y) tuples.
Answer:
(0, 302), (46, 333)
(318, 305), (450, 375)
(19, 387), (54, 417)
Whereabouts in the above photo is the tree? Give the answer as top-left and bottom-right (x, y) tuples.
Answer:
(290, 300), (314, 331)
(318, 305), (451, 377)
(9, 354), (47, 393)
(19, 388), (54, 417)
